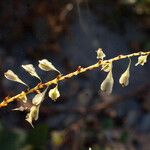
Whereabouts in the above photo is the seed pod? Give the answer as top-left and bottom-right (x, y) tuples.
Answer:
(32, 87), (48, 105)
(12, 106), (28, 112)
(19, 92), (28, 103)
(100, 69), (114, 95)
(119, 58), (131, 87)
(135, 55), (148, 66)
(25, 105), (40, 128)
(96, 48), (106, 60)
(49, 84), (60, 101)
(101, 62), (112, 72)
(38, 59), (60, 73)
(4, 70), (27, 86)
(22, 64), (41, 81)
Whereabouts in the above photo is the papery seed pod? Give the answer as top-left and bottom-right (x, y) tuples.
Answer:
(135, 55), (148, 66)
(18, 92), (27, 103)
(25, 105), (40, 128)
(96, 48), (106, 60)
(101, 62), (112, 72)
(20, 95), (27, 103)
(25, 87), (48, 127)
(22, 64), (41, 81)
(49, 84), (60, 101)
(4, 70), (27, 86)
(32, 87), (48, 105)
(119, 58), (131, 87)
(12, 106), (28, 112)
(38, 59), (60, 73)
(100, 69), (114, 95)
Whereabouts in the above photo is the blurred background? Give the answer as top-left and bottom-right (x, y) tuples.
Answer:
(0, 0), (150, 150)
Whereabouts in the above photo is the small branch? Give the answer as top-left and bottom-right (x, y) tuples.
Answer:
(0, 51), (149, 108)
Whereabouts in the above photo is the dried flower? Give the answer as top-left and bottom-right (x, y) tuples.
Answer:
(4, 70), (27, 86)
(135, 55), (148, 66)
(100, 69), (114, 95)
(38, 59), (60, 73)
(96, 48), (106, 60)
(49, 84), (60, 101)
(22, 64), (41, 81)
(119, 58), (131, 87)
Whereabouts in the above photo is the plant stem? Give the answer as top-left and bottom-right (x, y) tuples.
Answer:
(0, 51), (149, 108)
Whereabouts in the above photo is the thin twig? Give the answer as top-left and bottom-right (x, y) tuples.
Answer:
(0, 51), (149, 108)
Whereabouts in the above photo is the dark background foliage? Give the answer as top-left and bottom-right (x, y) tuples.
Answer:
(0, 0), (150, 150)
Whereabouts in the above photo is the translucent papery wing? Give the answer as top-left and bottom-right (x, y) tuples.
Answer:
(18, 92), (28, 103)
(22, 64), (41, 81)
(32, 87), (48, 105)
(38, 59), (60, 73)
(96, 48), (106, 60)
(4, 70), (28, 86)
(101, 62), (112, 72)
(49, 84), (60, 101)
(25, 105), (40, 128)
(135, 55), (148, 66)
(100, 70), (114, 95)
(119, 58), (131, 87)
(12, 106), (28, 112)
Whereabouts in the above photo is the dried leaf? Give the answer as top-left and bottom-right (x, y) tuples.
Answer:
(119, 58), (131, 87)
(96, 48), (106, 60)
(4, 70), (27, 86)
(22, 64), (41, 81)
(38, 59), (60, 73)
(25, 105), (40, 128)
(135, 55), (148, 66)
(100, 69), (114, 95)
(49, 84), (60, 101)
(32, 87), (48, 106)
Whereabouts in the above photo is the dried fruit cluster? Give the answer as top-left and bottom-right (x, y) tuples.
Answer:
(1, 49), (150, 127)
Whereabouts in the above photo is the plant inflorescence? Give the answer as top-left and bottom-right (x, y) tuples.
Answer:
(0, 49), (150, 127)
